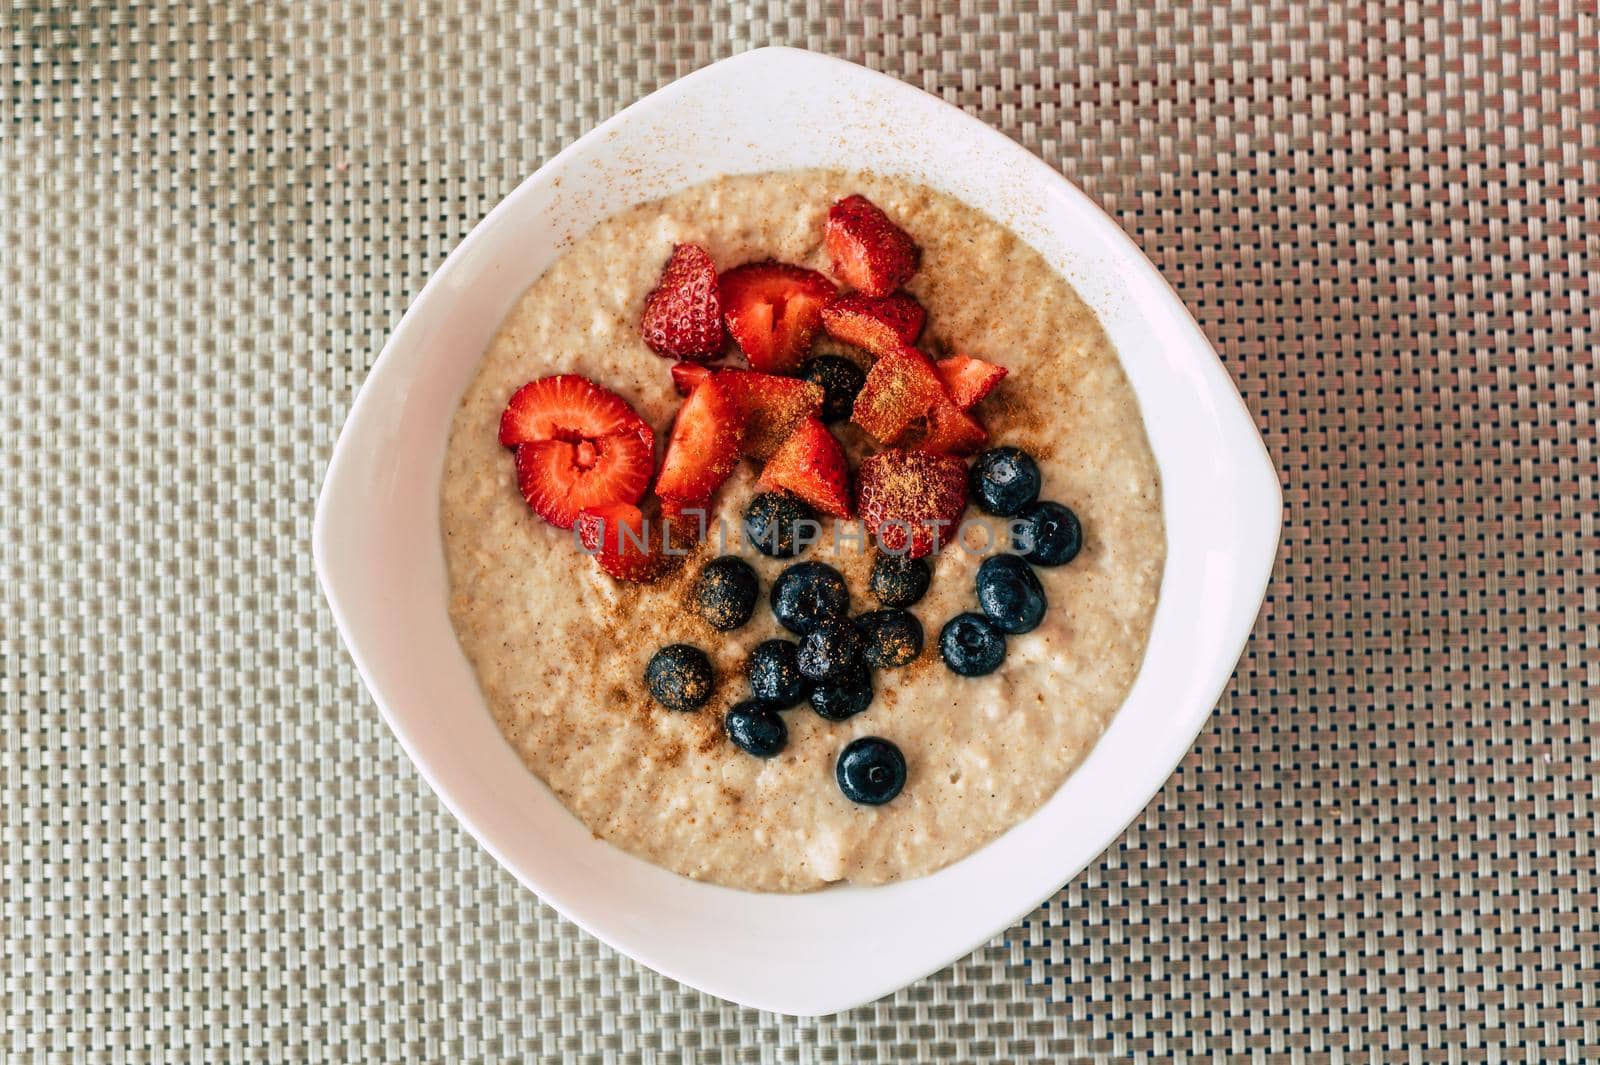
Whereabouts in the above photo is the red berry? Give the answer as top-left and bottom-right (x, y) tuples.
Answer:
(670, 360), (714, 397)
(659, 496), (713, 541)
(852, 345), (989, 456)
(655, 374), (746, 505)
(758, 415), (853, 518)
(500, 375), (655, 529)
(640, 243), (725, 360)
(920, 402), (988, 457)
(575, 502), (689, 583)
(934, 355), (1008, 409)
(820, 292), (926, 357)
(825, 195), (920, 297)
(855, 448), (969, 559)
(720, 261), (837, 373)
(851, 344), (949, 445)
(717, 369), (825, 460)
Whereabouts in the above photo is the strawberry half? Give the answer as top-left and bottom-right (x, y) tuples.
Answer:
(855, 448), (969, 558)
(820, 292), (926, 357)
(851, 345), (949, 445)
(655, 374), (746, 505)
(825, 195), (920, 297)
(660, 496), (713, 541)
(852, 345), (988, 456)
(718, 369), (825, 460)
(670, 360), (714, 397)
(921, 401), (988, 456)
(935, 355), (1008, 409)
(500, 375), (655, 529)
(640, 243), (725, 360)
(575, 502), (690, 583)
(719, 262), (837, 374)
(758, 415), (853, 517)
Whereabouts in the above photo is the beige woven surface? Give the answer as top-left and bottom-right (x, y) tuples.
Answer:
(4, 1), (1598, 1060)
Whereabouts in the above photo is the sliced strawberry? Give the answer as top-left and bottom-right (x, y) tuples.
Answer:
(670, 360), (714, 397)
(825, 195), (920, 297)
(575, 502), (689, 583)
(758, 416), (853, 518)
(855, 448), (969, 559)
(718, 369), (825, 460)
(655, 374), (746, 505)
(659, 496), (713, 541)
(920, 401), (988, 456)
(513, 436), (654, 531)
(499, 373), (650, 449)
(820, 292), (926, 357)
(500, 375), (655, 528)
(852, 345), (989, 455)
(640, 243), (725, 360)
(935, 355), (1008, 409)
(719, 262), (837, 373)
(851, 345), (948, 445)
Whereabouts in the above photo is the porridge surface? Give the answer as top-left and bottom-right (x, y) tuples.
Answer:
(440, 170), (1165, 892)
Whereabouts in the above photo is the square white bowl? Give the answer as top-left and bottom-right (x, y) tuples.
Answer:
(314, 47), (1281, 1016)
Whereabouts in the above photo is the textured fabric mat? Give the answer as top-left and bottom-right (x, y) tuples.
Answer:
(4, 1), (1597, 1060)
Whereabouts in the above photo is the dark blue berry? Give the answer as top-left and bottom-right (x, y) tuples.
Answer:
(694, 555), (758, 630)
(869, 553), (931, 608)
(800, 355), (867, 424)
(969, 447), (1042, 517)
(644, 644), (713, 711)
(975, 553), (1047, 634)
(725, 700), (787, 758)
(836, 737), (907, 805)
(743, 492), (818, 558)
(746, 639), (807, 707)
(809, 661), (873, 721)
(1015, 500), (1082, 566)
(797, 617), (863, 682)
(770, 561), (849, 635)
(939, 613), (1006, 676)
(855, 609), (923, 669)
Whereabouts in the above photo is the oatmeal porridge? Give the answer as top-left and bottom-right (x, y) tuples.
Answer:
(439, 170), (1164, 892)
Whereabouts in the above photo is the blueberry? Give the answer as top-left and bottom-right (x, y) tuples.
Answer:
(809, 661), (873, 721)
(855, 609), (923, 669)
(644, 644), (713, 711)
(869, 552), (931, 608)
(939, 613), (1006, 676)
(725, 700), (787, 758)
(694, 555), (758, 630)
(797, 617), (863, 682)
(746, 639), (807, 707)
(770, 561), (849, 635)
(800, 355), (867, 424)
(1015, 500), (1082, 566)
(743, 492), (818, 559)
(975, 553), (1047, 634)
(969, 447), (1042, 517)
(836, 736), (907, 805)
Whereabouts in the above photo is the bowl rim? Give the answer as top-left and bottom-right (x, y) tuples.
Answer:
(315, 45), (1283, 1015)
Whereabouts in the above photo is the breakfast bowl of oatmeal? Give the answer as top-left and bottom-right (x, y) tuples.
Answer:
(315, 47), (1280, 1014)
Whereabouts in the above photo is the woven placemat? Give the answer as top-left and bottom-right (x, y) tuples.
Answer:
(4, 1), (1597, 1059)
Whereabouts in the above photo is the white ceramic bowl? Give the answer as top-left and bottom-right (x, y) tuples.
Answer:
(314, 47), (1281, 1016)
